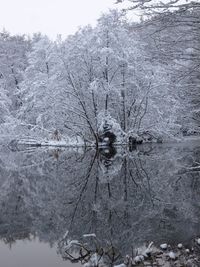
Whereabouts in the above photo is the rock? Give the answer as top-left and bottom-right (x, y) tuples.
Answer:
(160, 243), (168, 250)
(134, 255), (144, 263)
(168, 251), (176, 260)
(196, 238), (200, 245)
(178, 243), (183, 249)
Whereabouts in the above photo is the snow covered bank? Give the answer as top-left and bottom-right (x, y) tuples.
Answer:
(7, 135), (200, 151)
(59, 235), (200, 267)
(40, 139), (84, 148)
(9, 137), (85, 149)
(117, 239), (200, 267)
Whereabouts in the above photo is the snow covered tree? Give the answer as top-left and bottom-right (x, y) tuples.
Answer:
(118, 0), (200, 134)
(0, 8), (198, 142)
(0, 30), (30, 112)
(0, 84), (11, 124)
(116, 0), (200, 13)
(18, 36), (70, 138)
(57, 11), (162, 142)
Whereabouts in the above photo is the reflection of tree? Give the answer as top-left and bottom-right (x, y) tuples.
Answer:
(59, 143), (200, 265)
(0, 143), (200, 264)
(69, 150), (98, 230)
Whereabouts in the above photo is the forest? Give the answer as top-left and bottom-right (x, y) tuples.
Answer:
(0, 0), (200, 147)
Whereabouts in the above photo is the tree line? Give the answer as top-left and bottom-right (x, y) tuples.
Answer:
(0, 3), (199, 144)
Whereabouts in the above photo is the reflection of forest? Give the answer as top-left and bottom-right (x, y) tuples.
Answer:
(0, 142), (200, 263)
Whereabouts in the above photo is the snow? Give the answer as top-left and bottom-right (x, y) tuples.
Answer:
(134, 255), (144, 263)
(135, 242), (154, 259)
(114, 264), (126, 267)
(17, 137), (85, 148)
(98, 112), (126, 144)
(63, 230), (69, 239)
(65, 239), (81, 249)
(83, 233), (96, 238)
(143, 242), (153, 257)
(84, 253), (104, 267)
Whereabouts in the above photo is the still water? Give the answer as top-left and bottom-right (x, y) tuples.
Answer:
(0, 140), (200, 266)
(0, 238), (79, 267)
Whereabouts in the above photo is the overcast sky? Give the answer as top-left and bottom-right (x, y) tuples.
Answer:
(0, 0), (121, 39)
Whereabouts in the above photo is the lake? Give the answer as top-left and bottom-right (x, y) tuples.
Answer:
(0, 140), (200, 266)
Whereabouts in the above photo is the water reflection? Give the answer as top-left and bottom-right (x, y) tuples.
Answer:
(0, 141), (200, 266)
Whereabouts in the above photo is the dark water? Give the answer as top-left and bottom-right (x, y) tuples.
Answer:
(0, 140), (200, 266)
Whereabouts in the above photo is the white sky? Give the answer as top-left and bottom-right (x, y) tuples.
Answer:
(0, 0), (120, 39)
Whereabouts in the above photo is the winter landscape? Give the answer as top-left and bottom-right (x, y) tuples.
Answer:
(0, 0), (200, 266)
